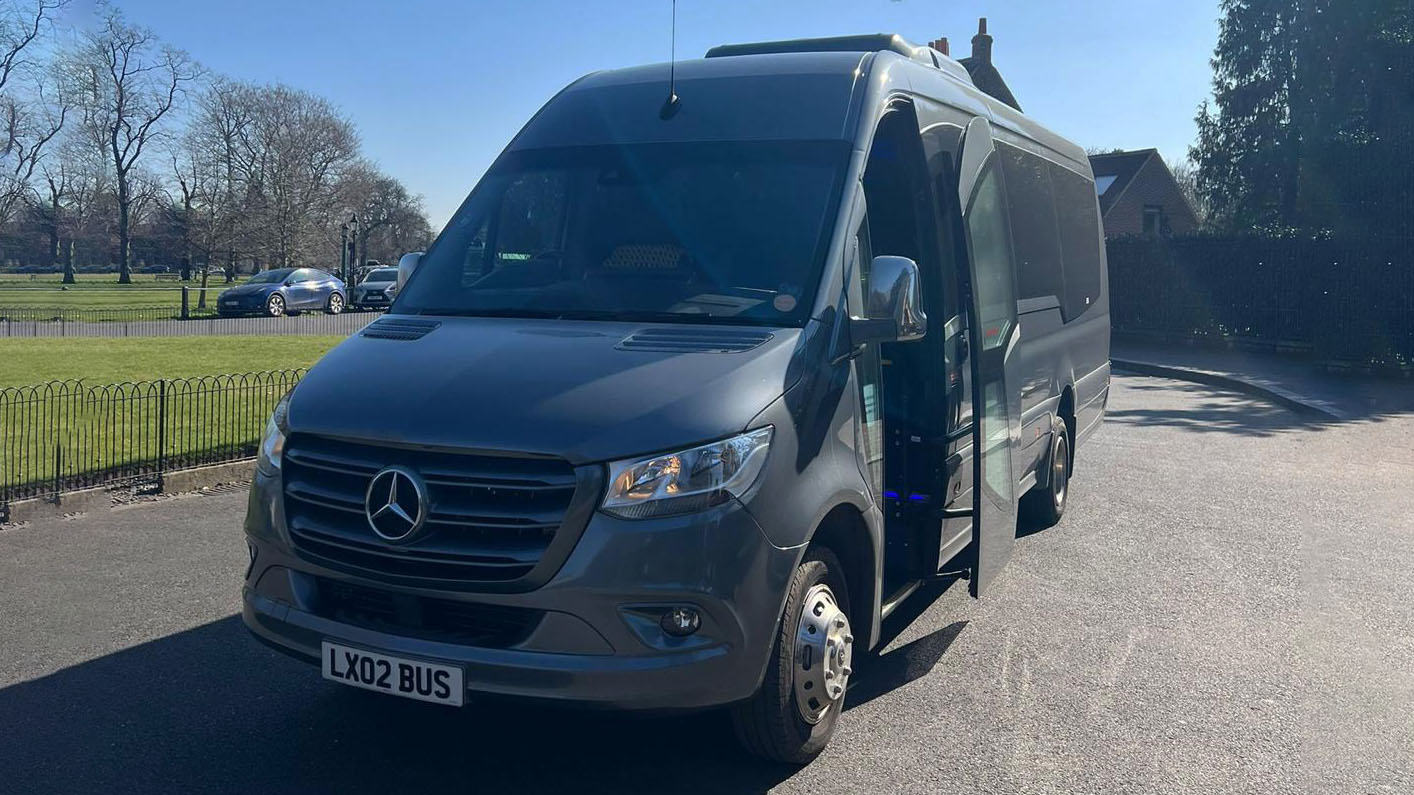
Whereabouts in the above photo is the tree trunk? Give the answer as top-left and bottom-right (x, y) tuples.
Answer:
(116, 177), (132, 284)
(197, 258), (210, 309)
(180, 195), (193, 281)
(64, 239), (75, 283)
(225, 249), (235, 283)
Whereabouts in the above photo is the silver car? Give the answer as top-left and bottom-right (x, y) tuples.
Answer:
(350, 267), (400, 310)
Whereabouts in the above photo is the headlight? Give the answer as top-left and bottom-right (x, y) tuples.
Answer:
(602, 428), (773, 519)
(256, 392), (291, 475)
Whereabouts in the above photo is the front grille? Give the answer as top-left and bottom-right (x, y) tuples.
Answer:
(282, 434), (589, 589)
(313, 576), (543, 647)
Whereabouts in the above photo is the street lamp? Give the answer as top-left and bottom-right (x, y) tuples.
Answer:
(347, 213), (360, 283)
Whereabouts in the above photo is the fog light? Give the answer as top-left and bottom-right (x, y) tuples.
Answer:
(660, 606), (701, 637)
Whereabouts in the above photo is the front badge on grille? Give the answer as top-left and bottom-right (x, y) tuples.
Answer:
(365, 466), (428, 542)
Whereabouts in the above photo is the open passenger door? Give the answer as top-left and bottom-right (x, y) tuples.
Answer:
(957, 118), (1022, 597)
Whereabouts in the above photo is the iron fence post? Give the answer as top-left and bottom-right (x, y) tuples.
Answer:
(52, 442), (61, 500)
(156, 379), (167, 491)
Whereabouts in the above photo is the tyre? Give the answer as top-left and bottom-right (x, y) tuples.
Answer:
(1021, 415), (1070, 527)
(731, 546), (853, 765)
(326, 293), (344, 315)
(265, 293), (286, 317)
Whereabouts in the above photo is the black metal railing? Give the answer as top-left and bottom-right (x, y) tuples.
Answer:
(0, 369), (304, 513)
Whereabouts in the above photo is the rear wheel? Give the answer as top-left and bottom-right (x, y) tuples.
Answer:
(265, 293), (285, 317)
(1021, 415), (1069, 526)
(731, 546), (853, 764)
(326, 293), (344, 314)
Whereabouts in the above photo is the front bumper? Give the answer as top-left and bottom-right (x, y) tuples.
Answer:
(242, 469), (799, 711)
(351, 291), (391, 308)
(217, 296), (264, 315)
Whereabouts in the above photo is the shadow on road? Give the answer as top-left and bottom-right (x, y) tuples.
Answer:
(1108, 375), (1414, 437)
(1, 597), (968, 793)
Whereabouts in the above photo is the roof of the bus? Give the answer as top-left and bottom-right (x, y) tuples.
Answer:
(537, 49), (1087, 170)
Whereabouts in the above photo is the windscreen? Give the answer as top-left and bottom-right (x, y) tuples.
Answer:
(364, 269), (398, 283)
(395, 140), (849, 326)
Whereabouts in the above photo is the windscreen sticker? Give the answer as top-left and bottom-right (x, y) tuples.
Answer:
(773, 294), (798, 313)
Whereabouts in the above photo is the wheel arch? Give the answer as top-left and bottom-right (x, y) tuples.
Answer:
(805, 501), (883, 652)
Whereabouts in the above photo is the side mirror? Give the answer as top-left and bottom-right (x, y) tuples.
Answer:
(851, 255), (928, 345)
(396, 251), (423, 291)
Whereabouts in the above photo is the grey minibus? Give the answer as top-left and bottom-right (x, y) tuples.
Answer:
(242, 32), (1110, 763)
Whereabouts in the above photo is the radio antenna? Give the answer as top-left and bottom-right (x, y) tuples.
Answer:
(660, 0), (681, 119)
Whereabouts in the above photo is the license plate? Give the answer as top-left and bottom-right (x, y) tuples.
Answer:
(321, 641), (464, 706)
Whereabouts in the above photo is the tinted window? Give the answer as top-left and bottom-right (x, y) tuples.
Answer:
(247, 268), (293, 284)
(1050, 163), (1104, 319)
(997, 144), (1063, 306)
(399, 140), (848, 326)
(966, 162), (1017, 351)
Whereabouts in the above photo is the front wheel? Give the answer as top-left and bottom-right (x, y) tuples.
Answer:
(265, 293), (286, 317)
(731, 546), (853, 764)
(326, 293), (344, 315)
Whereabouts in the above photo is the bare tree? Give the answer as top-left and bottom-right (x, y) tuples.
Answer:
(0, 0), (68, 224)
(338, 159), (433, 266)
(188, 78), (254, 283)
(235, 83), (357, 269)
(70, 8), (200, 282)
(1168, 158), (1209, 229)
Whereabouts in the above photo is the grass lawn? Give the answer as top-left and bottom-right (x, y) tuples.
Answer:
(0, 273), (186, 286)
(0, 274), (241, 315)
(0, 288), (190, 309)
(1, 335), (345, 497)
(0, 335), (345, 387)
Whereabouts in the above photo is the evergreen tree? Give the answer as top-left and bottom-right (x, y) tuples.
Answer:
(1192, 0), (1414, 235)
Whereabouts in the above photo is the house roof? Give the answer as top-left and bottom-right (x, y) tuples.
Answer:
(1087, 148), (1158, 215)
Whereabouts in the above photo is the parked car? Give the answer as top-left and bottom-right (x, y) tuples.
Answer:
(217, 267), (346, 317)
(349, 267), (401, 310)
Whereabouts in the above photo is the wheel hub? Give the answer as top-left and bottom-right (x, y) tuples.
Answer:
(1053, 435), (1069, 506)
(793, 583), (852, 724)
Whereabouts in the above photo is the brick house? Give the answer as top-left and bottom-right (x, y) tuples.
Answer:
(1088, 149), (1199, 237)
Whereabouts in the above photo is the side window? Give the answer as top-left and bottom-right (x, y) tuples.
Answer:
(965, 161), (1017, 351)
(289, 269), (311, 283)
(1050, 163), (1104, 319)
(997, 144), (1064, 306)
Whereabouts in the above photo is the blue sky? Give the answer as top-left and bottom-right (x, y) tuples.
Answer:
(96, 0), (1220, 227)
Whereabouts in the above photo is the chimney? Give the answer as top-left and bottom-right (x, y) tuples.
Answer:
(971, 17), (992, 65)
(929, 37), (950, 57)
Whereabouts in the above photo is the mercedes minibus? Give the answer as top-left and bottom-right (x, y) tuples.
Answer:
(242, 32), (1110, 763)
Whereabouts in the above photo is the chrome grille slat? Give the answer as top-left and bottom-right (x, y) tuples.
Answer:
(282, 433), (580, 586)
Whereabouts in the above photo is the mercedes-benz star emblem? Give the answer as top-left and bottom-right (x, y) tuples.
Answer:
(365, 466), (428, 542)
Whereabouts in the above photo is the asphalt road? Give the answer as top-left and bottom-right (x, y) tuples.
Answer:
(1, 375), (1411, 794)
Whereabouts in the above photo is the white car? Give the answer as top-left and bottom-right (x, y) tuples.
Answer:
(350, 267), (400, 310)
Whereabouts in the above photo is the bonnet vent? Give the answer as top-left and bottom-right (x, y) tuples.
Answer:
(361, 317), (441, 341)
(617, 327), (774, 354)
